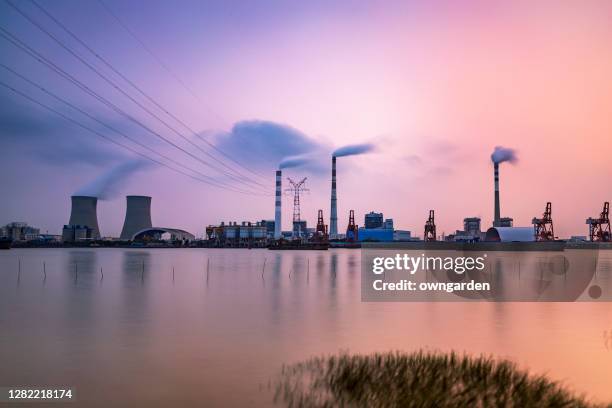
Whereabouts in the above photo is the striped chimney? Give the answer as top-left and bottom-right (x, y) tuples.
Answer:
(274, 170), (282, 239)
(330, 156), (338, 238)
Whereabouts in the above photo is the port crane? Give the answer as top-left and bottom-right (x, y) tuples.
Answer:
(424, 210), (437, 241)
(346, 210), (358, 242)
(587, 202), (611, 242)
(532, 202), (555, 241)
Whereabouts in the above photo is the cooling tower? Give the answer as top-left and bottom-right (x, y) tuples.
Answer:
(274, 170), (282, 239)
(69, 196), (101, 239)
(120, 195), (152, 240)
(330, 156), (338, 238)
(493, 162), (501, 227)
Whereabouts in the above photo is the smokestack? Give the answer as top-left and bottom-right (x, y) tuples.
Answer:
(330, 156), (338, 238)
(494, 162), (500, 227)
(274, 170), (282, 239)
(120, 196), (152, 240)
(68, 196), (101, 239)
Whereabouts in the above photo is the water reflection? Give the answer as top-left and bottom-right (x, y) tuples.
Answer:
(1, 248), (612, 407)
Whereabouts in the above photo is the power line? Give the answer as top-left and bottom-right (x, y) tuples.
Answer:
(0, 62), (269, 196)
(31, 0), (269, 183)
(0, 24), (270, 195)
(96, 0), (206, 107)
(0, 79), (268, 195)
(5, 0), (269, 191)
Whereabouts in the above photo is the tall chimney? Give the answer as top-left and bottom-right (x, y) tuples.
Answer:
(69, 196), (101, 239)
(493, 162), (500, 227)
(274, 170), (282, 239)
(330, 156), (338, 238)
(120, 195), (152, 240)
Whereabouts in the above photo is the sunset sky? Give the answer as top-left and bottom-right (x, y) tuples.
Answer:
(1, 0), (611, 238)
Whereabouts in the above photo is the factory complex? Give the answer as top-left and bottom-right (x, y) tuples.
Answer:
(1, 148), (610, 250)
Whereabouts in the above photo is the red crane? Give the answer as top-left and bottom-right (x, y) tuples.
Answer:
(346, 210), (358, 242)
(424, 210), (436, 241)
(532, 202), (554, 241)
(587, 202), (611, 242)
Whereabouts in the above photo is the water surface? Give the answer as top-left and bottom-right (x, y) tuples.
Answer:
(1, 248), (611, 407)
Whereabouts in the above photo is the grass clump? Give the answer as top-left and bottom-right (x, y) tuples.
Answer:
(275, 351), (610, 408)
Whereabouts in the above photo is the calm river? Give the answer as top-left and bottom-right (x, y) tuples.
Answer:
(1, 248), (611, 407)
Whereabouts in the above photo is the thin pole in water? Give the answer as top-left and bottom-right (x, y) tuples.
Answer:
(307, 258), (310, 283)
(43, 261), (46, 280)
(172, 267), (175, 282)
(74, 263), (78, 283)
(206, 258), (210, 283)
(141, 261), (145, 282)
(262, 257), (266, 280)
(100, 267), (104, 281)
(17, 258), (21, 283)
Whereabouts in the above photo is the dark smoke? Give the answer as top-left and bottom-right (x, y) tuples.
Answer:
(279, 154), (312, 169)
(333, 143), (376, 158)
(491, 146), (518, 164)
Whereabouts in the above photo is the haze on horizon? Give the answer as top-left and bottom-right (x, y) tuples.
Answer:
(1, 0), (611, 238)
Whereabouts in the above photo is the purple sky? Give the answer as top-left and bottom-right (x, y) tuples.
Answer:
(1, 0), (612, 238)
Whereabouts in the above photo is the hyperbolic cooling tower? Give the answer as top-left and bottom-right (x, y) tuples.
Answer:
(329, 156), (338, 238)
(274, 170), (282, 239)
(120, 195), (152, 240)
(69, 196), (101, 239)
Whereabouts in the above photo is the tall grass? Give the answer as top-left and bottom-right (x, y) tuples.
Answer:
(275, 351), (611, 408)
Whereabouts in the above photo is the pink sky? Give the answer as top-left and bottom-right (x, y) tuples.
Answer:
(2, 0), (611, 238)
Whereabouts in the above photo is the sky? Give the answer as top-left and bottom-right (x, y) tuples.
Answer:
(1, 0), (611, 238)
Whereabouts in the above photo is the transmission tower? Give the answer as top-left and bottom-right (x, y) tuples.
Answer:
(285, 177), (309, 237)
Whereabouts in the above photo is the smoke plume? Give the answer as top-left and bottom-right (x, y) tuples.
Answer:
(75, 160), (151, 200)
(333, 143), (376, 158)
(279, 154), (312, 169)
(491, 146), (518, 164)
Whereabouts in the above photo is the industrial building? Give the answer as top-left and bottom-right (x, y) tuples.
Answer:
(0, 222), (40, 241)
(445, 217), (485, 242)
(485, 227), (535, 242)
(62, 224), (94, 242)
(365, 212), (383, 229)
(206, 221), (268, 247)
(357, 211), (411, 242)
(120, 196), (153, 240)
(132, 227), (195, 243)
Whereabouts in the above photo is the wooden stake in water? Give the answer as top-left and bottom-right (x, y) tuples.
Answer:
(207, 258), (210, 283)
(17, 258), (21, 282)
(262, 258), (267, 279)
(43, 262), (46, 280)
(307, 258), (310, 282)
(100, 267), (104, 281)
(172, 267), (175, 282)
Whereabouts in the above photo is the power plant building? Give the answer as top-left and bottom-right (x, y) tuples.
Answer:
(485, 227), (535, 242)
(365, 212), (384, 229)
(206, 221), (268, 247)
(120, 196), (153, 240)
(0, 222), (40, 241)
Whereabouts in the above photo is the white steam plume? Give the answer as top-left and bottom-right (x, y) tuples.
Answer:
(75, 160), (151, 200)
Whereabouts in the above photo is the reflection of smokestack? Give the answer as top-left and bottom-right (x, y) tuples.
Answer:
(69, 196), (101, 239)
(330, 156), (338, 238)
(120, 196), (152, 240)
(494, 162), (500, 227)
(274, 170), (282, 239)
